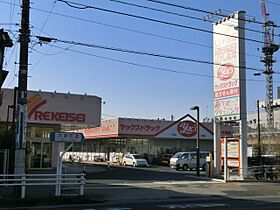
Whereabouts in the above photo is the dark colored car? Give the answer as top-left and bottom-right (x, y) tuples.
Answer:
(158, 154), (173, 166)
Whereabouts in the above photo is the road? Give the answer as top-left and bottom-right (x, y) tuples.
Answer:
(1, 195), (280, 210)
(65, 162), (206, 183)
(1, 162), (280, 209)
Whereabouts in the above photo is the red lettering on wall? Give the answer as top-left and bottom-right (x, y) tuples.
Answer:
(68, 113), (76, 122)
(51, 112), (59, 121)
(59, 112), (66, 121)
(76, 114), (85, 122)
(35, 111), (43, 120)
(43, 111), (50, 120)
(34, 111), (85, 122)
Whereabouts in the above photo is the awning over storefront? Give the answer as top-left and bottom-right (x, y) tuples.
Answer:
(74, 114), (217, 140)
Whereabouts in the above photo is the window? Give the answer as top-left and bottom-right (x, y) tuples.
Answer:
(181, 153), (188, 159)
(190, 153), (197, 159)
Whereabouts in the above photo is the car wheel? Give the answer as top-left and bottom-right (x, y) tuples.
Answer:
(133, 162), (136, 167)
(183, 164), (189, 171)
(123, 161), (126, 166)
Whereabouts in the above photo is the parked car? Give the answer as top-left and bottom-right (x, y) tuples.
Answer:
(170, 151), (209, 171)
(122, 154), (149, 167)
(158, 154), (173, 166)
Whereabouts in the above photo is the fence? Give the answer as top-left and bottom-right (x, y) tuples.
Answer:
(0, 173), (85, 199)
(229, 165), (280, 180)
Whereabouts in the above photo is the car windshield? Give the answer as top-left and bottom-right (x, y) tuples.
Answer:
(132, 154), (143, 159)
(172, 153), (182, 158)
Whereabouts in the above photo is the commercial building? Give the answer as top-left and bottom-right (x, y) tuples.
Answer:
(247, 99), (280, 156)
(68, 114), (233, 164)
(0, 88), (101, 169)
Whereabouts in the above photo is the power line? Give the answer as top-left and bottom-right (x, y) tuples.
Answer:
(106, 0), (265, 36)
(57, 0), (265, 44)
(35, 35), (264, 73)
(0, 23), (18, 25)
(0, 0), (265, 59)
(8, 0), (17, 31)
(107, 0), (208, 22)
(47, 43), (279, 84)
(48, 43), (212, 78)
(37, 0), (57, 36)
(266, 0), (280, 7)
(146, 0), (276, 27)
(30, 6), (260, 59)
(49, 43), (267, 83)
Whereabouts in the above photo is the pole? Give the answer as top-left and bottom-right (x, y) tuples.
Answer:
(213, 120), (221, 176)
(257, 100), (261, 160)
(196, 107), (200, 177)
(224, 137), (228, 182)
(14, 0), (30, 175)
(55, 143), (61, 196)
(55, 143), (73, 196)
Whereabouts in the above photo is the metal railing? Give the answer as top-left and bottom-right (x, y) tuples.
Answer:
(0, 173), (86, 199)
(229, 165), (280, 180)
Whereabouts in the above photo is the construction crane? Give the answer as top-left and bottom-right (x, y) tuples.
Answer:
(260, 0), (279, 129)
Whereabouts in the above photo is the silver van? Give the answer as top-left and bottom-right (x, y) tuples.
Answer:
(169, 151), (209, 171)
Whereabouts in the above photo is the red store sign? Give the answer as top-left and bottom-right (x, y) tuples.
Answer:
(177, 121), (197, 137)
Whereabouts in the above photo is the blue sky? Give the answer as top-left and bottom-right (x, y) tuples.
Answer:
(1, 0), (280, 121)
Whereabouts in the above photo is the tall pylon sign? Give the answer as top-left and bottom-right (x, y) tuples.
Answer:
(213, 11), (247, 178)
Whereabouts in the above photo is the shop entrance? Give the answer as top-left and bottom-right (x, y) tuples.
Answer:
(29, 140), (52, 168)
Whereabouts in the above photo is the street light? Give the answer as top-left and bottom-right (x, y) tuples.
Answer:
(190, 105), (200, 177)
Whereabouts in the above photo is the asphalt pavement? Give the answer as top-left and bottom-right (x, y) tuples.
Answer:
(0, 162), (280, 209)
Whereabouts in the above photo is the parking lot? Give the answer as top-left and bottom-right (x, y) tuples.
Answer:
(63, 162), (207, 184)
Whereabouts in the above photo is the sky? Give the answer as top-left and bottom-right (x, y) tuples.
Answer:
(1, 0), (280, 121)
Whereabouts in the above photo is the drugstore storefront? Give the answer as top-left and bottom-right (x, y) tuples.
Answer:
(68, 114), (233, 164)
(0, 88), (101, 169)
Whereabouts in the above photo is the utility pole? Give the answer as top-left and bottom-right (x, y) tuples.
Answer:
(260, 0), (279, 130)
(14, 0), (30, 174)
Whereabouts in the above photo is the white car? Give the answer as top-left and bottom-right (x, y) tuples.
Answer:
(170, 151), (209, 171)
(122, 154), (149, 167)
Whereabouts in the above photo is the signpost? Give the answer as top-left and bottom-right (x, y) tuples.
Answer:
(50, 132), (84, 196)
(50, 132), (84, 143)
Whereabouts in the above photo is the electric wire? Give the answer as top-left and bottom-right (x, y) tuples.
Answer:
(0, 1), (273, 77)
(0, 23), (17, 25)
(105, 0), (265, 36)
(20, 3), (260, 60)
(32, 7), (261, 58)
(266, 0), (280, 7)
(107, 0), (209, 22)
(0, 0), (265, 59)
(57, 0), (265, 44)
(44, 36), (264, 73)
(47, 43), (278, 83)
(8, 0), (17, 31)
(37, 0), (57, 36)
(145, 0), (277, 27)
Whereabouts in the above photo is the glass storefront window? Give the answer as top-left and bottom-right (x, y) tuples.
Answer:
(29, 141), (52, 168)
